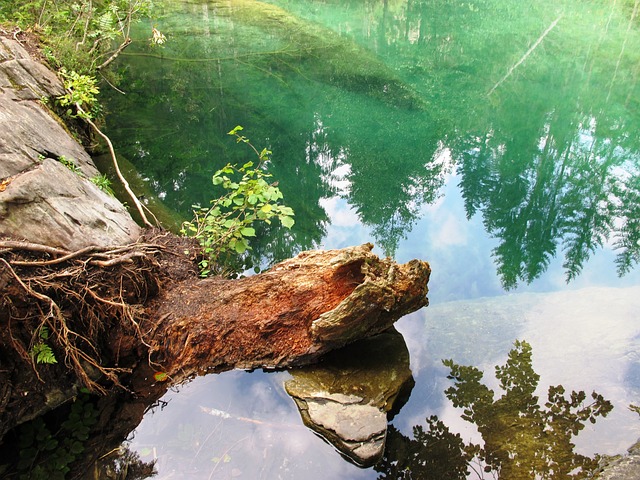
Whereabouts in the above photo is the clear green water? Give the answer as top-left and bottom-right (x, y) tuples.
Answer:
(98, 0), (640, 477)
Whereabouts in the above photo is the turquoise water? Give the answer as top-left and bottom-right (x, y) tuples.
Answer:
(99, 0), (640, 477)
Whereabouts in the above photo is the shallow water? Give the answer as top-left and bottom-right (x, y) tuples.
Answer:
(97, 0), (640, 477)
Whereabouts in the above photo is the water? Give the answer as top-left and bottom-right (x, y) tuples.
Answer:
(96, 0), (640, 477)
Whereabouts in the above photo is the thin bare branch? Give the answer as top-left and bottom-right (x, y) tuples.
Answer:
(96, 37), (132, 70)
(75, 104), (155, 228)
(488, 14), (563, 96)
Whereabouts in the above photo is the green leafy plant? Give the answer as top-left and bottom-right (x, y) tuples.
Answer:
(55, 157), (116, 197)
(57, 68), (99, 119)
(1, 0), (161, 73)
(13, 394), (98, 479)
(57, 155), (82, 174)
(181, 126), (295, 276)
(30, 326), (57, 365)
(90, 173), (115, 196)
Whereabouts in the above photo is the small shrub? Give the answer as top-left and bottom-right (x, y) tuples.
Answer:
(90, 173), (115, 196)
(57, 68), (99, 119)
(181, 126), (295, 276)
(30, 326), (57, 365)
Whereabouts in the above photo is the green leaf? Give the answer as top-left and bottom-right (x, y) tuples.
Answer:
(280, 216), (295, 229)
(31, 343), (57, 364)
(268, 187), (284, 200)
(40, 326), (50, 340)
(240, 227), (256, 237)
(70, 440), (84, 455)
(44, 437), (58, 451)
(234, 239), (248, 254)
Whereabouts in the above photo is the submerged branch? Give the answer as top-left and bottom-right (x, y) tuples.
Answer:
(488, 14), (563, 96)
(96, 37), (132, 70)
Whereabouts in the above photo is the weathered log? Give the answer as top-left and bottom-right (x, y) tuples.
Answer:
(149, 243), (430, 378)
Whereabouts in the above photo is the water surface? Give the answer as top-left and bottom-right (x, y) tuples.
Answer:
(99, 0), (640, 477)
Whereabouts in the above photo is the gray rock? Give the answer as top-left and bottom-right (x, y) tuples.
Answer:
(0, 158), (139, 249)
(596, 440), (640, 480)
(285, 328), (414, 467)
(0, 37), (141, 248)
(0, 87), (98, 179)
(0, 37), (64, 99)
(305, 394), (386, 442)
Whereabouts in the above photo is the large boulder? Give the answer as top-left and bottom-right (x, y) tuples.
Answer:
(0, 36), (140, 248)
(285, 328), (415, 467)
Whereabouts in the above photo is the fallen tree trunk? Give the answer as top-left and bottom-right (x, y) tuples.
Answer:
(0, 234), (430, 441)
(148, 242), (430, 377)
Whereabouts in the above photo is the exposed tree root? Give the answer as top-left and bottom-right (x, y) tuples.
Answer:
(0, 236), (171, 396)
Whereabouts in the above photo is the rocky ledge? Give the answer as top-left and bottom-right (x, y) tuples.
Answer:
(596, 440), (640, 480)
(0, 35), (140, 249)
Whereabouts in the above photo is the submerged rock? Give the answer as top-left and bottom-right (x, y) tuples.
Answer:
(0, 36), (140, 248)
(303, 393), (387, 464)
(285, 328), (415, 467)
(215, 0), (424, 110)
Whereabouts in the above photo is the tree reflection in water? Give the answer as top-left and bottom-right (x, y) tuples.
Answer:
(376, 418), (474, 480)
(376, 340), (613, 479)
